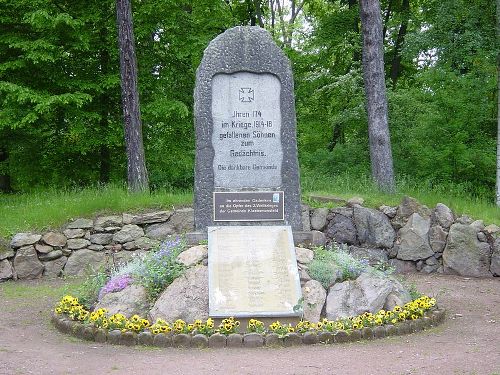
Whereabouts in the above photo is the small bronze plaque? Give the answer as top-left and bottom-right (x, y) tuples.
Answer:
(213, 191), (284, 222)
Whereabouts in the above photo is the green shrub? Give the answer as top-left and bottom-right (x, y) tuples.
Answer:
(76, 269), (108, 308)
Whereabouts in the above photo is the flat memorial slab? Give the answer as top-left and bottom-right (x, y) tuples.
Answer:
(208, 226), (302, 318)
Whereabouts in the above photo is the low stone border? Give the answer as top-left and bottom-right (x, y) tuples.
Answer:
(51, 309), (446, 348)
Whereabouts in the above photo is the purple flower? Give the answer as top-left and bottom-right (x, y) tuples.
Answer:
(155, 236), (183, 259)
(98, 274), (133, 301)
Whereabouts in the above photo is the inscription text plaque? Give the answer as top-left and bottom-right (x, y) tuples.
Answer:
(213, 191), (284, 222)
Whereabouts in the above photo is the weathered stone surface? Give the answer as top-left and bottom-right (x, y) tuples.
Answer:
(88, 244), (104, 252)
(301, 204), (311, 231)
(325, 214), (357, 245)
(456, 215), (472, 225)
(90, 233), (113, 245)
(0, 259), (13, 280)
(347, 197), (364, 207)
(443, 223), (492, 277)
(470, 220), (485, 232)
(325, 272), (411, 320)
(379, 205), (397, 218)
(63, 249), (105, 276)
(124, 211), (172, 225)
(397, 196), (431, 220)
(96, 284), (150, 317)
(429, 225), (448, 253)
(477, 232), (487, 242)
(283, 333), (302, 347)
(122, 241), (138, 251)
(0, 248), (14, 260)
(302, 280), (326, 323)
(348, 246), (388, 266)
(330, 207), (353, 218)
(134, 237), (160, 251)
(10, 233), (41, 249)
(66, 218), (93, 229)
(153, 333), (172, 347)
(421, 264), (440, 274)
(42, 256), (67, 277)
(191, 334), (209, 348)
(94, 215), (123, 230)
(42, 232), (67, 247)
(302, 331), (318, 345)
(354, 207), (395, 248)
(137, 331), (154, 346)
(311, 230), (326, 247)
(63, 228), (85, 239)
(150, 265), (208, 322)
(66, 238), (90, 250)
(491, 239), (500, 276)
(484, 224), (500, 235)
(176, 245), (207, 267)
(432, 203), (454, 229)
(295, 247), (314, 264)
(425, 256), (439, 266)
(310, 208), (329, 231)
(264, 333), (282, 346)
(388, 259), (417, 273)
(169, 208), (194, 233)
(227, 333), (243, 348)
(13, 245), (44, 279)
(298, 266), (312, 284)
(38, 250), (63, 261)
(145, 222), (175, 240)
(113, 224), (144, 244)
(208, 333), (227, 348)
(397, 213), (434, 261)
(35, 244), (53, 254)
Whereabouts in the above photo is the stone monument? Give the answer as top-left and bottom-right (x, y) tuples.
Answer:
(194, 26), (302, 231)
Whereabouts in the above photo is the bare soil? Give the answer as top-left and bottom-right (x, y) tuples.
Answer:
(0, 274), (499, 375)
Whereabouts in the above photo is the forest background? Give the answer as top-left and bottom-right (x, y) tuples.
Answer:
(0, 0), (497, 203)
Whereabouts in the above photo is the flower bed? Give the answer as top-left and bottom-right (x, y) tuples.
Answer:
(51, 295), (446, 348)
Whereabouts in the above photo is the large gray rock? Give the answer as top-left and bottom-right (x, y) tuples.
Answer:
(310, 208), (329, 231)
(113, 224), (144, 244)
(67, 238), (91, 250)
(13, 245), (44, 279)
(443, 223), (492, 277)
(66, 218), (93, 229)
(10, 233), (41, 249)
(150, 265), (208, 322)
(353, 207), (395, 248)
(325, 272), (411, 320)
(295, 247), (314, 264)
(42, 232), (67, 247)
(169, 208), (194, 233)
(94, 215), (123, 230)
(145, 222), (175, 240)
(302, 280), (326, 323)
(432, 203), (454, 229)
(133, 237), (160, 251)
(0, 259), (13, 281)
(325, 214), (357, 245)
(90, 233), (113, 245)
(96, 284), (149, 317)
(491, 239), (500, 276)
(123, 211), (172, 225)
(38, 250), (63, 261)
(429, 225), (448, 253)
(349, 246), (388, 266)
(176, 245), (208, 267)
(43, 256), (67, 277)
(63, 249), (106, 276)
(397, 213), (434, 261)
(63, 228), (86, 239)
(388, 259), (417, 274)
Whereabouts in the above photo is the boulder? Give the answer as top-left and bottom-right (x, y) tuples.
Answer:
(90, 233), (114, 246)
(330, 207), (353, 218)
(42, 232), (67, 247)
(145, 222), (175, 240)
(347, 197), (364, 207)
(113, 224), (144, 244)
(67, 238), (91, 250)
(325, 214), (357, 245)
(325, 272), (411, 320)
(443, 223), (492, 277)
(13, 245), (44, 279)
(302, 280), (326, 323)
(397, 213), (434, 261)
(379, 205), (397, 218)
(310, 208), (329, 231)
(38, 250), (63, 261)
(10, 233), (41, 249)
(176, 245), (208, 267)
(63, 228), (86, 239)
(133, 237), (160, 251)
(348, 246), (388, 266)
(169, 208), (195, 233)
(43, 256), (68, 277)
(94, 215), (123, 230)
(35, 244), (53, 254)
(149, 265), (208, 322)
(397, 196), (431, 219)
(0, 259), (13, 281)
(484, 224), (500, 236)
(95, 284), (150, 317)
(66, 218), (93, 229)
(63, 249), (106, 276)
(388, 259), (417, 274)
(123, 211), (172, 225)
(432, 203), (454, 229)
(353, 207), (395, 248)
(470, 220), (485, 232)
(489, 239), (499, 276)
(429, 225), (448, 253)
(295, 247), (314, 264)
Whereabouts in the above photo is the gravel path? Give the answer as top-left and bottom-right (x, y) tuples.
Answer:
(0, 274), (499, 375)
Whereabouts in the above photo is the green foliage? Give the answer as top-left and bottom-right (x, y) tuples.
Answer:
(76, 270), (108, 309)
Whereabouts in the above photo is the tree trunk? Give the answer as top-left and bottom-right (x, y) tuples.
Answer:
(389, 0), (409, 88)
(116, 0), (149, 192)
(496, 0), (500, 205)
(99, 27), (111, 184)
(359, 0), (395, 192)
